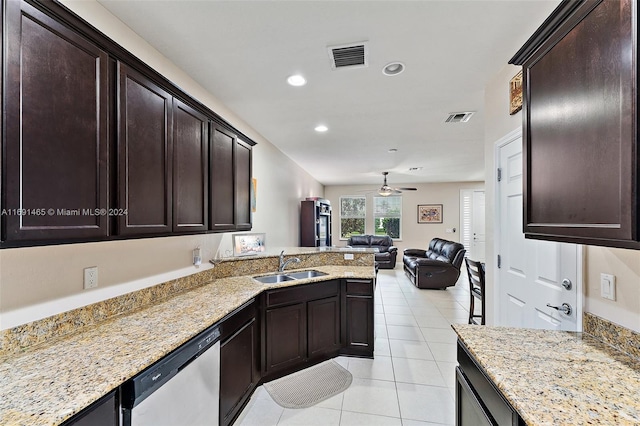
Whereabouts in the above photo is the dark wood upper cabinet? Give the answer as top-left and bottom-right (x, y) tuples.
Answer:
(235, 138), (253, 230)
(173, 99), (208, 232)
(3, 0), (109, 242)
(210, 124), (253, 231)
(210, 124), (235, 231)
(510, 0), (640, 249)
(117, 63), (173, 235)
(1, 0), (255, 247)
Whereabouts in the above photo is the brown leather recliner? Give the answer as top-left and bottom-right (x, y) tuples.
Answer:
(403, 238), (466, 289)
(347, 235), (398, 269)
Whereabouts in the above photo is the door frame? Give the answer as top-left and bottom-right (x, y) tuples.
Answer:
(493, 128), (584, 330)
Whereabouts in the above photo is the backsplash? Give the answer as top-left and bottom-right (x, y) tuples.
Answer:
(0, 250), (373, 356)
(584, 312), (640, 359)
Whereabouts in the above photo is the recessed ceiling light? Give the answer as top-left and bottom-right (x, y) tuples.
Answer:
(388, 148), (398, 153)
(382, 62), (405, 76)
(287, 74), (307, 86)
(409, 167), (423, 171)
(314, 125), (328, 132)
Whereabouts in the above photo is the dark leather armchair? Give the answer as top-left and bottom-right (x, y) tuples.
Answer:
(347, 235), (398, 269)
(403, 238), (466, 289)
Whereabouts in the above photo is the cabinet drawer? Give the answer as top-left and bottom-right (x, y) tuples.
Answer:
(220, 299), (256, 342)
(266, 281), (339, 308)
(345, 279), (373, 296)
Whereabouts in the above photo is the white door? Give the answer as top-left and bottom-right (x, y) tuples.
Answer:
(495, 130), (581, 331)
(460, 189), (485, 261)
(472, 190), (486, 262)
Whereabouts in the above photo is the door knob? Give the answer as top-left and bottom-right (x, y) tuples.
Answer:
(561, 279), (572, 290)
(546, 303), (572, 316)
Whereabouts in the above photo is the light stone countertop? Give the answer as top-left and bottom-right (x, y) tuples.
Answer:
(0, 265), (374, 426)
(453, 324), (640, 425)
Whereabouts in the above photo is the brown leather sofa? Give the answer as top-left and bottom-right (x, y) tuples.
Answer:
(347, 235), (398, 269)
(403, 238), (466, 289)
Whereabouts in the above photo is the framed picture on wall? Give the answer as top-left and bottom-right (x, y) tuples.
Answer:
(418, 204), (443, 223)
(233, 233), (266, 256)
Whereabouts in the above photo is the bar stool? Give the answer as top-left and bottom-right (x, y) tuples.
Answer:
(465, 258), (485, 325)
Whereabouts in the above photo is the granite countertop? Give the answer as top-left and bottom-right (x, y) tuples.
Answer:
(453, 324), (640, 425)
(0, 265), (374, 426)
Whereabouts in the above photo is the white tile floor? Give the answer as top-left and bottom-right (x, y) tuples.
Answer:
(235, 268), (473, 426)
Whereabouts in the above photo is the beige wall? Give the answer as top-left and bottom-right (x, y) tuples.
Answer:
(484, 64), (640, 332)
(325, 182), (484, 255)
(0, 0), (323, 328)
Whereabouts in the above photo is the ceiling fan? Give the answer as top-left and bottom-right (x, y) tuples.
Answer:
(376, 172), (417, 196)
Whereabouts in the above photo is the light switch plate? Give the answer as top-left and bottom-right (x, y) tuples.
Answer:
(344, 253), (354, 260)
(600, 273), (616, 301)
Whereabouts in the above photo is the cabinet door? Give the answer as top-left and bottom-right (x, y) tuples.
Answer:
(173, 99), (208, 232)
(210, 124), (235, 231)
(235, 139), (252, 230)
(343, 279), (374, 357)
(308, 296), (341, 358)
(522, 0), (637, 245)
(265, 303), (306, 373)
(220, 317), (259, 426)
(117, 63), (173, 235)
(344, 295), (374, 356)
(3, 1), (109, 242)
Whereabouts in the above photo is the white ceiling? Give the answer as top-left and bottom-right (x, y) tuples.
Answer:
(97, 0), (560, 187)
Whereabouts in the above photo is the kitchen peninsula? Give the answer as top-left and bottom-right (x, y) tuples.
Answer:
(0, 247), (376, 425)
(454, 323), (640, 425)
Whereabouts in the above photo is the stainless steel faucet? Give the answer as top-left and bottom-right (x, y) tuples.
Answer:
(278, 250), (301, 272)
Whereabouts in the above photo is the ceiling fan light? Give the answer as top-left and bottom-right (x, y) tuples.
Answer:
(378, 188), (393, 196)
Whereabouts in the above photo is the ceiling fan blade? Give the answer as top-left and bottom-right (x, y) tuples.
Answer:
(396, 187), (417, 191)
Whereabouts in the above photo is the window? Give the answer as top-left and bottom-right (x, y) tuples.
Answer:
(340, 196), (366, 239)
(373, 196), (401, 239)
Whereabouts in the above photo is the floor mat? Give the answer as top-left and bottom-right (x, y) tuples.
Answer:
(264, 360), (353, 409)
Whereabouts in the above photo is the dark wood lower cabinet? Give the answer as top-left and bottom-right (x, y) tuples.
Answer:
(307, 296), (341, 358)
(61, 391), (118, 426)
(456, 342), (523, 426)
(342, 279), (375, 357)
(220, 300), (260, 426)
(263, 280), (343, 378)
(265, 302), (307, 374)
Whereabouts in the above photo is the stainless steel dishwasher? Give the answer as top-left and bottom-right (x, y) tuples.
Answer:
(121, 325), (221, 426)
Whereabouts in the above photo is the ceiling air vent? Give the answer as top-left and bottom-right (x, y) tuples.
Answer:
(445, 112), (475, 123)
(327, 42), (368, 70)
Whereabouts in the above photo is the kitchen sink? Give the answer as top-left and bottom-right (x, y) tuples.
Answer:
(286, 270), (329, 280)
(253, 274), (296, 284)
(253, 270), (328, 284)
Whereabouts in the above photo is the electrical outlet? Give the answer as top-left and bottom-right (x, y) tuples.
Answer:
(84, 266), (98, 290)
(600, 273), (616, 301)
(344, 253), (354, 260)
